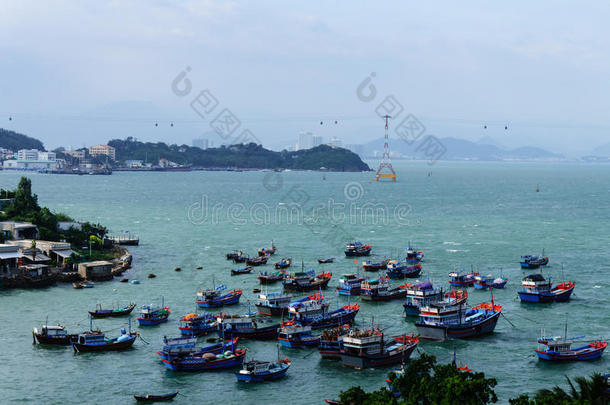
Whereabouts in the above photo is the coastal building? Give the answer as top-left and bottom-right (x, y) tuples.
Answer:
(78, 260), (113, 281)
(88, 145), (116, 161)
(297, 132), (314, 150)
(0, 222), (40, 240)
(2, 149), (58, 170)
(328, 137), (342, 148)
(125, 160), (144, 168)
(312, 135), (323, 147)
(0, 148), (14, 160)
(0, 244), (24, 277)
(64, 149), (86, 160)
(17, 149), (39, 160)
(192, 138), (209, 149)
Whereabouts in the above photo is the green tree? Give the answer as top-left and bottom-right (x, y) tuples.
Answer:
(509, 374), (609, 405)
(5, 177), (40, 217)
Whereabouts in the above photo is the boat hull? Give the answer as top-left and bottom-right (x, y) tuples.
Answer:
(72, 335), (137, 352)
(218, 325), (279, 340)
(33, 333), (78, 345)
(535, 346), (606, 361)
(255, 304), (288, 317)
(283, 278), (330, 292)
(161, 351), (245, 371)
(416, 312), (500, 340)
(235, 366), (289, 382)
(196, 293), (242, 308)
(137, 316), (169, 326)
(340, 344), (417, 370)
(89, 305), (136, 318)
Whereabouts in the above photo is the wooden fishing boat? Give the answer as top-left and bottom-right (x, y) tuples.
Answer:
(255, 291), (293, 316)
(178, 313), (217, 336)
(235, 358), (291, 382)
(161, 348), (247, 371)
(340, 331), (419, 370)
(361, 279), (409, 302)
(344, 241), (372, 257)
(318, 325), (351, 360)
(318, 258), (335, 264)
(402, 281), (445, 317)
(474, 275), (508, 290)
(283, 270), (332, 292)
(32, 324), (78, 345)
(288, 296), (359, 329)
(89, 303), (136, 318)
(233, 255), (247, 263)
(278, 322), (320, 348)
(246, 256), (269, 266)
(536, 325), (607, 361)
(386, 261), (421, 279)
(134, 391), (178, 402)
(520, 250), (549, 269)
(231, 266), (253, 275)
(274, 258), (292, 269)
(257, 270), (286, 284)
(362, 259), (389, 271)
(72, 322), (137, 353)
(518, 274), (574, 303)
(336, 273), (366, 296)
(137, 299), (171, 326)
(216, 314), (281, 340)
(448, 271), (479, 287)
(405, 244), (424, 264)
(416, 293), (501, 340)
(226, 250), (243, 260)
(258, 243), (277, 257)
(157, 337), (238, 362)
(196, 285), (242, 308)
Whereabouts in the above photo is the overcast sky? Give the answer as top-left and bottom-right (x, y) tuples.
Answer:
(1, 1), (609, 156)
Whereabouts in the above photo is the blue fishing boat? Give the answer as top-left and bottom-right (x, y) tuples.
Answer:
(474, 274), (508, 290)
(360, 278), (409, 302)
(277, 322), (320, 348)
(416, 293), (502, 340)
(216, 314), (281, 340)
(340, 332), (419, 369)
(362, 259), (389, 271)
(231, 266), (252, 275)
(288, 295), (359, 329)
(318, 325), (351, 360)
(157, 336), (238, 362)
(344, 241), (372, 257)
(520, 250), (549, 269)
(235, 358), (291, 382)
(535, 323), (607, 361)
(72, 318), (137, 353)
(161, 348), (247, 371)
(336, 273), (365, 296)
(274, 258), (292, 269)
(255, 291), (294, 316)
(196, 284), (242, 308)
(386, 261), (421, 279)
(402, 281), (444, 317)
(448, 271), (479, 287)
(226, 250), (243, 260)
(517, 274), (574, 303)
(283, 270), (332, 292)
(178, 313), (217, 336)
(137, 298), (171, 326)
(405, 243), (424, 264)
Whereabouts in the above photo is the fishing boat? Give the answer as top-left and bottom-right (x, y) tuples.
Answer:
(235, 358), (291, 382)
(247, 256), (269, 266)
(443, 289), (469, 306)
(196, 285), (242, 308)
(233, 254), (247, 263)
(318, 325), (351, 360)
(226, 250), (243, 260)
(520, 250), (549, 269)
(282, 270), (332, 292)
(362, 259), (389, 271)
(32, 323), (78, 345)
(415, 294), (501, 340)
(402, 281), (445, 317)
(535, 325), (607, 361)
(216, 314), (281, 340)
(231, 266), (253, 275)
(344, 241), (372, 257)
(405, 244), (424, 264)
(73, 281), (95, 289)
(277, 321), (321, 348)
(255, 291), (294, 316)
(258, 243), (277, 257)
(72, 319), (137, 353)
(339, 330), (419, 370)
(386, 261), (422, 279)
(178, 313), (217, 336)
(448, 271), (479, 287)
(318, 258), (334, 264)
(474, 274), (508, 290)
(157, 336), (238, 362)
(134, 391), (179, 402)
(517, 274), (575, 303)
(161, 348), (247, 371)
(336, 273), (366, 296)
(274, 258), (292, 269)
(257, 270), (286, 284)
(88, 303), (136, 318)
(288, 296), (359, 329)
(137, 299), (171, 326)
(361, 279), (409, 302)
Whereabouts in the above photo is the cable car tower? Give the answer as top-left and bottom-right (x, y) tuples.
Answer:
(375, 115), (396, 182)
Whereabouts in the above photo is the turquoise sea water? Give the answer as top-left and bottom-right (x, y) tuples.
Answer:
(1, 161), (609, 404)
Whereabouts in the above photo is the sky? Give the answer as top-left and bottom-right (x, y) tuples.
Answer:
(1, 1), (610, 157)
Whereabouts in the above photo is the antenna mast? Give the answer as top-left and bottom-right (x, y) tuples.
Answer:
(375, 115), (397, 182)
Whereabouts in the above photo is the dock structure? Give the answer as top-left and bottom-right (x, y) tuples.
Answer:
(375, 115), (396, 182)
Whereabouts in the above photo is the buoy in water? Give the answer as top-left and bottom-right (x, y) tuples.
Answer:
(147, 273), (156, 278)
(120, 278), (128, 283)
(174, 267), (181, 272)
(196, 266), (203, 270)
(131, 280), (140, 284)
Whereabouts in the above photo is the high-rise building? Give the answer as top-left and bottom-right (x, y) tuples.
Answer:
(17, 149), (39, 160)
(89, 145), (116, 160)
(297, 132), (313, 150)
(328, 137), (342, 148)
(312, 136), (323, 147)
(192, 138), (209, 149)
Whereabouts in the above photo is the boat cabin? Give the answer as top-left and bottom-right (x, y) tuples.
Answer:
(404, 282), (443, 307)
(521, 274), (551, 291)
(257, 292), (292, 307)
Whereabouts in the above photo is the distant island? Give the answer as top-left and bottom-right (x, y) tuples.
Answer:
(108, 137), (370, 171)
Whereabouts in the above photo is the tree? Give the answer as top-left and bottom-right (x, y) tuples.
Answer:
(5, 177), (40, 217)
(509, 374), (609, 405)
(337, 354), (498, 405)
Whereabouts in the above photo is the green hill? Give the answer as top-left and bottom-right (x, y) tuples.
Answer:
(108, 138), (370, 171)
(0, 128), (45, 151)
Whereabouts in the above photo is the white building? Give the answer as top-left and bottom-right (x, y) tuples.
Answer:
(89, 145), (116, 161)
(312, 136), (323, 147)
(328, 137), (343, 148)
(17, 149), (39, 160)
(297, 132), (313, 151)
(3, 149), (58, 170)
(192, 138), (209, 149)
